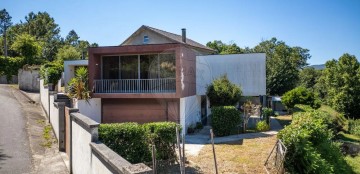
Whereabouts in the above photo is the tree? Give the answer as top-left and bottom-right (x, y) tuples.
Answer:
(253, 38), (310, 95)
(206, 40), (246, 54)
(0, 9), (12, 58)
(55, 45), (81, 63)
(20, 12), (62, 61)
(318, 53), (360, 118)
(281, 87), (320, 111)
(11, 33), (42, 65)
(298, 67), (321, 89)
(206, 74), (242, 106)
(65, 30), (79, 46)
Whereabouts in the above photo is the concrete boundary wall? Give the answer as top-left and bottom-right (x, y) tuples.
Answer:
(70, 113), (152, 174)
(180, 95), (201, 135)
(18, 69), (40, 92)
(75, 98), (102, 123)
(40, 79), (50, 116)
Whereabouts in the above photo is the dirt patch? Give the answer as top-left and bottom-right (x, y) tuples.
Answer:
(187, 135), (277, 174)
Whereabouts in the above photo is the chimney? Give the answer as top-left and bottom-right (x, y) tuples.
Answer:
(182, 28), (186, 43)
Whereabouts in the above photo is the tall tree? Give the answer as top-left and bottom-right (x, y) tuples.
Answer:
(206, 40), (246, 54)
(11, 33), (42, 65)
(20, 12), (62, 61)
(55, 45), (81, 63)
(253, 38), (310, 95)
(317, 54), (360, 118)
(298, 67), (321, 89)
(65, 30), (79, 46)
(0, 9), (12, 58)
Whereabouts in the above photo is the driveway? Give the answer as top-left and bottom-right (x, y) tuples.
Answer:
(0, 85), (32, 173)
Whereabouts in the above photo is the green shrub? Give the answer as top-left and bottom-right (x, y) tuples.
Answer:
(143, 122), (181, 162)
(256, 120), (270, 132)
(348, 119), (360, 136)
(262, 107), (273, 124)
(206, 74), (242, 106)
(99, 123), (151, 163)
(282, 87), (320, 112)
(278, 111), (352, 173)
(211, 106), (242, 136)
(99, 122), (181, 164)
(40, 62), (63, 85)
(0, 56), (25, 82)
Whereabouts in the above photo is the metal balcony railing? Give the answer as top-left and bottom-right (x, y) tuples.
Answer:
(93, 78), (176, 93)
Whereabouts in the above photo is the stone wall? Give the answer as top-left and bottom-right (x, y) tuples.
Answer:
(18, 69), (40, 92)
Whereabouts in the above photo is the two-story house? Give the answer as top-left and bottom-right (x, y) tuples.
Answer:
(88, 25), (266, 133)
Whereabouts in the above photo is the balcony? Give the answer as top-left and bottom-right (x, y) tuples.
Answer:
(93, 78), (176, 93)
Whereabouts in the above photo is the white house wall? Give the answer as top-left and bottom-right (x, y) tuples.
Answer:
(180, 95), (201, 135)
(64, 60), (88, 89)
(196, 53), (266, 96)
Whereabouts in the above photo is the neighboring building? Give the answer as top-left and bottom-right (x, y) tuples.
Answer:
(64, 60), (88, 89)
(88, 25), (266, 134)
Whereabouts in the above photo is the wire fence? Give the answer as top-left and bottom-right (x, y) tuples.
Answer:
(264, 139), (287, 174)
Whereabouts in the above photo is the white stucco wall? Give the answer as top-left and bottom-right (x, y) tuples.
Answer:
(75, 98), (102, 123)
(18, 69), (40, 92)
(196, 53), (266, 96)
(40, 80), (49, 116)
(72, 119), (93, 174)
(180, 95), (201, 135)
(90, 152), (112, 174)
(49, 95), (59, 140)
(64, 60), (88, 89)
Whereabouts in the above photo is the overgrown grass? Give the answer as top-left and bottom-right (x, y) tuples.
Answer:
(274, 115), (292, 127)
(188, 135), (277, 173)
(345, 155), (360, 174)
(42, 125), (53, 148)
(337, 131), (360, 143)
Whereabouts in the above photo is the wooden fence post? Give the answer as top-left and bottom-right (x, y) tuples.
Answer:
(210, 129), (218, 174)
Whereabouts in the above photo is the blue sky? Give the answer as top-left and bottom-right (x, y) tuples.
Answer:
(1, 0), (359, 65)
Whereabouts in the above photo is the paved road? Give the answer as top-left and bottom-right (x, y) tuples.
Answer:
(0, 85), (32, 173)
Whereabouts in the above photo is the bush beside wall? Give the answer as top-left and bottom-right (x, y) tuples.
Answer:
(211, 106), (242, 136)
(99, 122), (181, 164)
(278, 111), (352, 173)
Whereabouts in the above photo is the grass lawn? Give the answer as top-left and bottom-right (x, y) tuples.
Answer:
(187, 135), (277, 174)
(337, 131), (360, 143)
(274, 115), (292, 127)
(345, 155), (360, 174)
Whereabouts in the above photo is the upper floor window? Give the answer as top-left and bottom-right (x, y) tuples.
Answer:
(143, 35), (149, 44)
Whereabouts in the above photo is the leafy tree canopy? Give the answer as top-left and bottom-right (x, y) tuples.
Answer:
(316, 53), (360, 118)
(298, 67), (321, 89)
(11, 33), (42, 65)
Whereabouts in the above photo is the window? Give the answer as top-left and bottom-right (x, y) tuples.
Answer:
(120, 55), (138, 79)
(102, 56), (119, 79)
(143, 35), (149, 44)
(159, 54), (176, 78)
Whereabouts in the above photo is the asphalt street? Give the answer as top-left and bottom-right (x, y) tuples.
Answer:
(0, 85), (32, 174)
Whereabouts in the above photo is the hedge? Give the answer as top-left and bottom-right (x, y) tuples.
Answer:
(98, 123), (150, 163)
(211, 106), (242, 136)
(278, 111), (352, 173)
(99, 122), (181, 164)
(0, 56), (24, 82)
